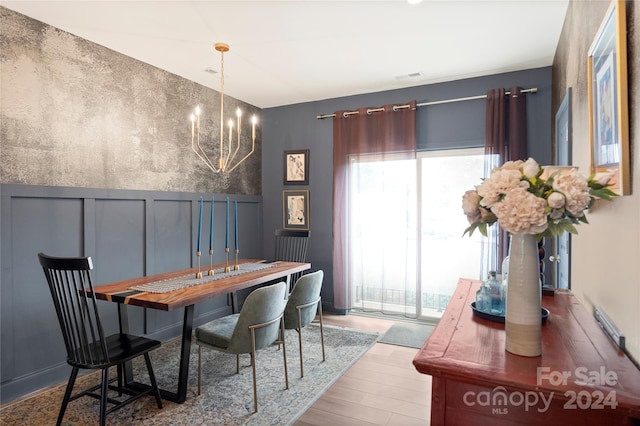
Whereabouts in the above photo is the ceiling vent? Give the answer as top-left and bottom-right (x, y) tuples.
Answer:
(395, 72), (423, 80)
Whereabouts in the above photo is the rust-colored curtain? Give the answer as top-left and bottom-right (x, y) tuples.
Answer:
(332, 101), (417, 310)
(484, 87), (528, 274)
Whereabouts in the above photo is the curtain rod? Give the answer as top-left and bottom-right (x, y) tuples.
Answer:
(315, 87), (538, 119)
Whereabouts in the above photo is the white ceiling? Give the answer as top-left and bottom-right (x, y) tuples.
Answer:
(3, 0), (569, 109)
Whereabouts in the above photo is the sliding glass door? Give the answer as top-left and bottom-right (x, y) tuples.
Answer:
(349, 148), (485, 319)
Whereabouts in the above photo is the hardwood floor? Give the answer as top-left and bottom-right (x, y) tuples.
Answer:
(294, 313), (432, 426)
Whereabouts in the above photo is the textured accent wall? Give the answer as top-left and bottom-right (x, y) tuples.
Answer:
(0, 7), (261, 195)
(552, 0), (639, 362)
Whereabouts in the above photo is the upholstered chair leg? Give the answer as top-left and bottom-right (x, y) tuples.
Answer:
(318, 301), (326, 362)
(144, 353), (163, 408)
(236, 354), (240, 374)
(250, 328), (258, 413)
(56, 367), (79, 426)
(297, 308), (304, 377)
(197, 345), (202, 396)
(99, 368), (109, 426)
(281, 317), (289, 389)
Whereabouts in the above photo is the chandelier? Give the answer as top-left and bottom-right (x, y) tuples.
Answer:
(190, 43), (257, 173)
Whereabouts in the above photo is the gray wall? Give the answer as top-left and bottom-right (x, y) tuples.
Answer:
(261, 67), (553, 312)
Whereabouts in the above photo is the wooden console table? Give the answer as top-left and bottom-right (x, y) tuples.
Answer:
(413, 278), (640, 425)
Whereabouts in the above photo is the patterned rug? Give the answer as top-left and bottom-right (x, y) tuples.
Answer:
(0, 324), (378, 425)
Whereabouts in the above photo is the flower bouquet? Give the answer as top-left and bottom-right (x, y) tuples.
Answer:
(462, 158), (618, 238)
(462, 158), (617, 357)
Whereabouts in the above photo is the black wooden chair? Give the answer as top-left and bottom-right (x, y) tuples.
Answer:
(274, 229), (311, 287)
(37, 253), (163, 426)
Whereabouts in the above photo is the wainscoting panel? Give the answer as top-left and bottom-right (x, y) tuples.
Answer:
(0, 184), (263, 403)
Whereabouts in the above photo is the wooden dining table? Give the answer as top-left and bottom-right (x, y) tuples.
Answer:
(90, 259), (311, 403)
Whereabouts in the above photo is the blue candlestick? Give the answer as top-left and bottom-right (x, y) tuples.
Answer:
(225, 197), (229, 248)
(209, 196), (214, 251)
(234, 201), (238, 250)
(197, 196), (203, 253)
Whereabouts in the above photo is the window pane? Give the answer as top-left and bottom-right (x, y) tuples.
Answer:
(419, 149), (484, 318)
(350, 155), (417, 315)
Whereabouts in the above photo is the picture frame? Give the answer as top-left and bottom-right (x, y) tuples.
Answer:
(587, 0), (630, 195)
(555, 87), (572, 165)
(283, 149), (309, 185)
(283, 190), (310, 230)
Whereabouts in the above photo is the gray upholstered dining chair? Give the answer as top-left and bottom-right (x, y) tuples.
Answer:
(37, 253), (163, 426)
(195, 281), (289, 413)
(231, 229), (311, 314)
(283, 270), (325, 377)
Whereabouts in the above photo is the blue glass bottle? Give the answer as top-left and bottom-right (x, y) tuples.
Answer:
(487, 271), (504, 315)
(475, 276), (491, 313)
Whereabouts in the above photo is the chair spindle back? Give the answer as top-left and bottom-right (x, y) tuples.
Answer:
(38, 253), (109, 368)
(274, 229), (310, 283)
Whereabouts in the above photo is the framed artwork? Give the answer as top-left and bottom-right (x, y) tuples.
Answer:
(283, 149), (309, 185)
(555, 87), (572, 165)
(283, 190), (310, 230)
(587, 0), (630, 195)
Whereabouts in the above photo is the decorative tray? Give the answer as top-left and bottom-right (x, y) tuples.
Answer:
(471, 302), (549, 324)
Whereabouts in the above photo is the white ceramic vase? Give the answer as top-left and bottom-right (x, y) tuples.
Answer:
(505, 233), (542, 357)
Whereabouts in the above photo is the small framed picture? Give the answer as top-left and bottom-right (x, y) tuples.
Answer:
(555, 87), (572, 163)
(283, 149), (309, 185)
(587, 0), (630, 194)
(283, 190), (310, 230)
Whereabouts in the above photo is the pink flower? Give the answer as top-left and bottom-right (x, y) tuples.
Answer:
(462, 158), (617, 238)
(552, 170), (590, 217)
(477, 167), (526, 208)
(462, 190), (481, 224)
(492, 188), (548, 234)
(522, 158), (540, 179)
(547, 192), (565, 209)
(593, 170), (615, 186)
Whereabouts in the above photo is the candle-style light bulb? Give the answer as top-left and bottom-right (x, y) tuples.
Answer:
(195, 105), (201, 116)
(251, 115), (257, 140)
(236, 108), (242, 118)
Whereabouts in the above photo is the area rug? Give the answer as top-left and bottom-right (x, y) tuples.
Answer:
(0, 324), (378, 425)
(378, 321), (434, 349)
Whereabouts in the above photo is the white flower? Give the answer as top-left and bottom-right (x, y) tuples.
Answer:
(522, 158), (540, 179)
(500, 160), (524, 171)
(477, 168), (523, 208)
(462, 190), (481, 224)
(552, 170), (590, 217)
(549, 209), (564, 219)
(462, 157), (617, 238)
(492, 188), (548, 234)
(547, 192), (565, 209)
(593, 170), (615, 186)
